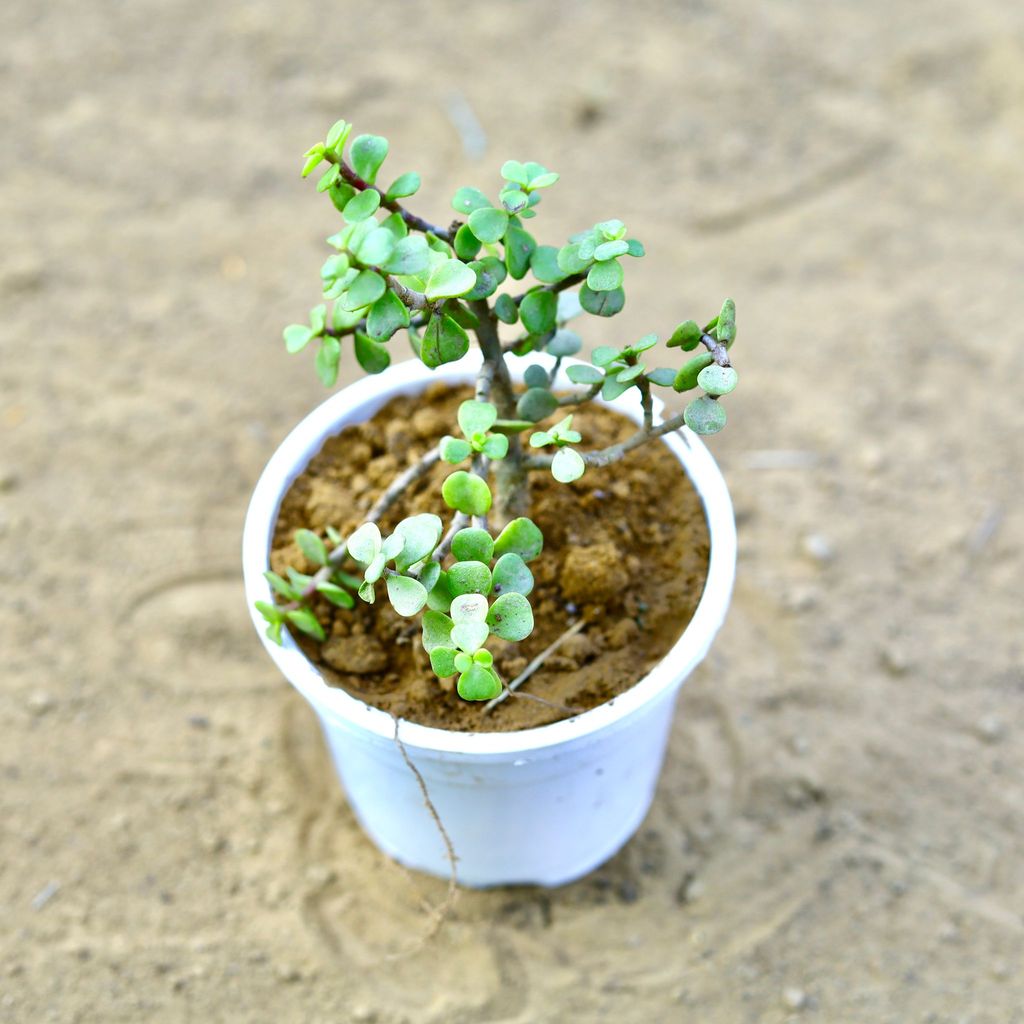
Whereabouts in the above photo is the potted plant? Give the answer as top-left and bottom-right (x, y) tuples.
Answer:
(242, 119), (738, 888)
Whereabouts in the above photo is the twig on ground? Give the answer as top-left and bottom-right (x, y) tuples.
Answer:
(483, 618), (587, 712)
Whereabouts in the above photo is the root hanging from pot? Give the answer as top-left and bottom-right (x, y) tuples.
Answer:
(384, 713), (459, 958)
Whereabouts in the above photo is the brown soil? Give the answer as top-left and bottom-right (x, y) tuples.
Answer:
(271, 385), (710, 731)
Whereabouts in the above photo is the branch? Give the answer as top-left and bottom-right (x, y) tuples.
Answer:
(324, 153), (457, 242)
(325, 310), (429, 341)
(557, 382), (602, 407)
(280, 445), (442, 608)
(386, 276), (430, 312)
(701, 331), (732, 367)
(511, 271), (586, 307)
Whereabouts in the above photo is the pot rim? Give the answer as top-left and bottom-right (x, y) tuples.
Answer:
(242, 351), (736, 756)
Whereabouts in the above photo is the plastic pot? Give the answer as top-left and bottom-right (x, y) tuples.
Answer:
(242, 353), (736, 887)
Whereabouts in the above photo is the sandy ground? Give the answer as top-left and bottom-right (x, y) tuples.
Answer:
(2, 1), (1023, 1021)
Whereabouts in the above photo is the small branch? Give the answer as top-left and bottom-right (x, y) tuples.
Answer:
(325, 153), (456, 242)
(638, 378), (654, 432)
(483, 619), (587, 713)
(325, 311), (429, 341)
(700, 331), (732, 367)
(386, 276), (431, 312)
(433, 512), (470, 563)
(469, 300), (515, 417)
(281, 445), (442, 608)
(506, 689), (585, 718)
(557, 382), (602, 407)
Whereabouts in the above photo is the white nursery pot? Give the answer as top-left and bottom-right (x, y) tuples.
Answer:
(243, 352), (736, 888)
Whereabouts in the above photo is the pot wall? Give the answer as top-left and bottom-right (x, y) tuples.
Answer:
(242, 353), (736, 887)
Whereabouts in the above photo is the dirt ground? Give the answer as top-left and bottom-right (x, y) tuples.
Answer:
(2, 1), (1022, 1021)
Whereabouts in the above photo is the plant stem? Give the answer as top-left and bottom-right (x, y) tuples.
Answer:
(511, 271), (586, 307)
(325, 153), (456, 242)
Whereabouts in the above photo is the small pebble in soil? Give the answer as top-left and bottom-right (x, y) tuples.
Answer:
(27, 692), (55, 716)
(782, 987), (808, 1010)
(974, 715), (1006, 744)
(879, 643), (910, 677)
(801, 532), (835, 565)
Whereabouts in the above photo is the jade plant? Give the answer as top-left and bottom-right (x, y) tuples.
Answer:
(257, 119), (739, 703)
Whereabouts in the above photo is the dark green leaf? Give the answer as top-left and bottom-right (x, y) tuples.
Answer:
(421, 313), (470, 368)
(625, 238), (645, 257)
(673, 352), (716, 392)
(667, 320), (702, 350)
(520, 289), (557, 334)
(490, 553), (533, 596)
(579, 283), (625, 317)
(465, 256), (506, 300)
(717, 298), (737, 347)
(354, 332), (390, 374)
(457, 663), (502, 700)
(341, 269), (386, 311)
(523, 364), (550, 389)
(516, 387), (559, 422)
(453, 223), (482, 261)
(505, 225), (536, 280)
(494, 293), (518, 324)
(447, 560), (493, 597)
(565, 364), (603, 385)
(528, 245), (563, 284)
(546, 329), (581, 357)
(366, 290), (410, 342)
(451, 528), (494, 563)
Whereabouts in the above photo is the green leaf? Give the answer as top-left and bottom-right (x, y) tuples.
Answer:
(457, 663), (501, 700)
(625, 238), (645, 257)
(490, 553), (534, 597)
(565, 364), (603, 385)
(381, 235), (431, 276)
(366, 290), (410, 342)
(342, 189), (382, 223)
(593, 239), (629, 261)
(500, 160), (530, 186)
(617, 363), (646, 383)
(317, 582), (355, 608)
(450, 593), (489, 623)
(452, 621), (490, 655)
(458, 399), (498, 437)
(422, 610), (454, 652)
(446, 300), (480, 330)
(697, 364), (738, 396)
(342, 270), (386, 311)
(684, 395), (727, 435)
(385, 171), (420, 201)
(447, 561), (493, 597)
(418, 560), (441, 593)
(465, 257), (506, 300)
(520, 290), (557, 335)
(505, 225), (536, 280)
(286, 608), (325, 641)
(393, 513), (443, 570)
(516, 387), (559, 423)
(595, 218), (626, 240)
(673, 352), (716, 392)
(546, 329), (582, 357)
(301, 147), (325, 178)
(551, 447), (586, 483)
(354, 332), (390, 375)
(350, 134), (388, 184)
(484, 433), (510, 459)
(579, 283), (625, 317)
(527, 170), (559, 189)
(386, 574), (428, 616)
(264, 571), (299, 601)
(255, 600), (283, 625)
(453, 223), (482, 261)
(487, 592), (534, 642)
(430, 646), (458, 677)
(382, 531), (405, 562)
(631, 333), (658, 354)
(493, 517), (543, 561)
(500, 188), (529, 214)
(451, 186), (491, 215)
(425, 259), (477, 300)
(440, 435), (473, 463)
(717, 298), (737, 347)
(357, 579), (376, 604)
(646, 367), (677, 387)
(328, 182), (357, 214)
(355, 226), (396, 267)
(266, 620), (284, 645)
(347, 522), (382, 564)
(316, 163), (341, 193)
(468, 207), (509, 244)
(528, 245), (563, 284)
(557, 243), (591, 275)
(529, 431), (553, 448)
(601, 376), (632, 401)
(441, 471), (492, 516)
(667, 320), (702, 351)
(284, 324), (315, 354)
(494, 293), (518, 324)
(295, 529), (328, 566)
(325, 119), (351, 151)
(420, 313), (470, 368)
(586, 258), (624, 292)
(451, 528), (494, 563)
(315, 337), (341, 387)
(523, 364), (550, 389)
(591, 346), (620, 367)
(427, 570), (453, 613)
